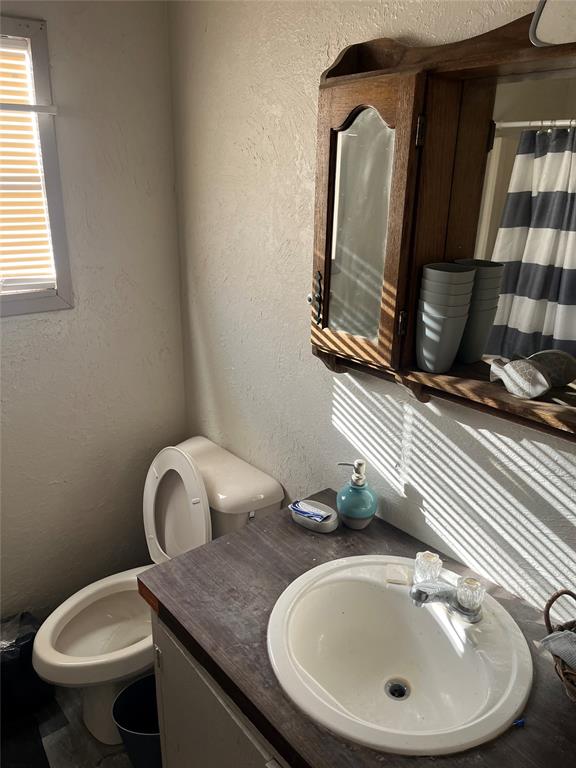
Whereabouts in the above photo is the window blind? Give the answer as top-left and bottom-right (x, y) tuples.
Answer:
(0, 37), (57, 295)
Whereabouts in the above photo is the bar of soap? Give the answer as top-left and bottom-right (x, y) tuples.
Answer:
(290, 499), (339, 533)
(385, 564), (411, 585)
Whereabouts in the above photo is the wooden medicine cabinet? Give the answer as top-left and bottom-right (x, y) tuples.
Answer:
(310, 13), (576, 439)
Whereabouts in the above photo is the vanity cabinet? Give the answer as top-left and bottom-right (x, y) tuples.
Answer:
(152, 615), (289, 768)
(310, 13), (576, 438)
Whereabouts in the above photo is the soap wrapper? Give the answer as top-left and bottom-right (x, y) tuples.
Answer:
(289, 500), (331, 523)
(289, 499), (339, 533)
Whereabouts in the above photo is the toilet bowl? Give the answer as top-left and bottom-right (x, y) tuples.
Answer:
(33, 566), (154, 744)
(33, 437), (283, 744)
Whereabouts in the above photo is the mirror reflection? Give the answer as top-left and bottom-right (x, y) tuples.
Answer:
(328, 107), (395, 342)
(473, 75), (576, 362)
(530, 0), (576, 47)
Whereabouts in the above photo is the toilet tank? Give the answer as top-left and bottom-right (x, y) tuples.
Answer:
(176, 437), (285, 538)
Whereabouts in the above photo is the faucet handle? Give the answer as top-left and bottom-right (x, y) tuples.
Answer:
(457, 577), (485, 611)
(414, 551), (443, 584)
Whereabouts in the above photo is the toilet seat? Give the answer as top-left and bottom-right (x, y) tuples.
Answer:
(143, 446), (211, 564)
(33, 566), (153, 687)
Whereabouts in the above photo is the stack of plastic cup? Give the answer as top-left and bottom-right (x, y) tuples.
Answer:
(455, 259), (504, 364)
(416, 263), (476, 373)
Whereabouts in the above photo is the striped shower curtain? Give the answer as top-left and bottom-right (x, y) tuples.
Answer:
(487, 128), (576, 359)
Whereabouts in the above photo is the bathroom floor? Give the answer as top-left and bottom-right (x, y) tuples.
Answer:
(1, 687), (131, 768)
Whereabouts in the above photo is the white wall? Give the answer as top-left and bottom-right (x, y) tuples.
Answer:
(494, 76), (576, 121)
(170, 0), (576, 619)
(1, 2), (186, 618)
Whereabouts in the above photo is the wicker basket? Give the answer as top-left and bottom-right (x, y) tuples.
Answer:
(544, 589), (576, 703)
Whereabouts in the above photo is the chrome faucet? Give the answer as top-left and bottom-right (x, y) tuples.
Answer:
(409, 579), (485, 623)
(410, 552), (485, 624)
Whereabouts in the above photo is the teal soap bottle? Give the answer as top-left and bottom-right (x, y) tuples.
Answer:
(336, 459), (378, 530)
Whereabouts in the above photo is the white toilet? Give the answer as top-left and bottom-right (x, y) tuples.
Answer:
(33, 437), (284, 744)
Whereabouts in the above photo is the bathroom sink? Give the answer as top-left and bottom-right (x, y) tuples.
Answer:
(267, 555), (532, 755)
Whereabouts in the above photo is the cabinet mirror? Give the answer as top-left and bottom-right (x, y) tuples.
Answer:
(329, 108), (394, 342)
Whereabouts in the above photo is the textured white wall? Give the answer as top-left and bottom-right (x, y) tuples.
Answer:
(170, 0), (576, 618)
(1, 2), (186, 618)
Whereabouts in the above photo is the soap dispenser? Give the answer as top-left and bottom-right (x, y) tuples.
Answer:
(336, 459), (378, 530)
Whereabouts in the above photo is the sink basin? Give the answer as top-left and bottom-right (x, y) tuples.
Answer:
(267, 555), (532, 755)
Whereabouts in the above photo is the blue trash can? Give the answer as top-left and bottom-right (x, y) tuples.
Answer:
(112, 674), (162, 768)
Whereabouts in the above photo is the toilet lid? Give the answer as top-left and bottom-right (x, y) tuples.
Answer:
(143, 446), (212, 564)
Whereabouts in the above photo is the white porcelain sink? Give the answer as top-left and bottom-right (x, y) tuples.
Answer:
(267, 556), (532, 755)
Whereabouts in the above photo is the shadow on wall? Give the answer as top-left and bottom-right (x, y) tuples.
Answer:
(332, 374), (576, 623)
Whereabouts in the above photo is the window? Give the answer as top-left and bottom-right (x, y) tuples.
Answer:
(0, 17), (72, 317)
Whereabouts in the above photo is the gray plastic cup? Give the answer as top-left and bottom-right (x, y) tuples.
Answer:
(470, 297), (500, 311)
(416, 310), (469, 373)
(420, 288), (472, 306)
(423, 263), (476, 285)
(473, 286), (502, 302)
(421, 278), (474, 296)
(455, 259), (504, 297)
(457, 305), (500, 364)
(474, 275), (503, 291)
(455, 258), (504, 275)
(418, 300), (469, 318)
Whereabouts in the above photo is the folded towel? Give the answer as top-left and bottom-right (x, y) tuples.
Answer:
(541, 630), (576, 668)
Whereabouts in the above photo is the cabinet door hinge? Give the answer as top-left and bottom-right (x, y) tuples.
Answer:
(398, 310), (408, 336)
(487, 119), (496, 153)
(309, 270), (323, 326)
(415, 115), (425, 147)
(154, 643), (162, 670)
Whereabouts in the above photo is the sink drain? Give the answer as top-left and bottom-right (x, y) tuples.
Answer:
(385, 679), (410, 700)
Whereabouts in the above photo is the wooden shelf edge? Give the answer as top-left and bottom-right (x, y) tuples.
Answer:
(405, 369), (576, 439)
(312, 345), (575, 440)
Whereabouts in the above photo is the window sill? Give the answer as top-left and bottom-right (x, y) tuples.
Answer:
(1, 289), (74, 318)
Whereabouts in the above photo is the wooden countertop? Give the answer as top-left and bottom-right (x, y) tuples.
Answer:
(138, 490), (575, 768)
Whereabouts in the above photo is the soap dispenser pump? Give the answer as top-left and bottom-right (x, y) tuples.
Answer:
(336, 459), (378, 530)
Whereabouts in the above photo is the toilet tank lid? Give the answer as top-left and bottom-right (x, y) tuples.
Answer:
(176, 437), (284, 515)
